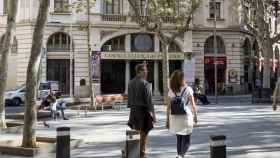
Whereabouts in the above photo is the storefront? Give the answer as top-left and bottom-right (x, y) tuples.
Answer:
(99, 52), (183, 94)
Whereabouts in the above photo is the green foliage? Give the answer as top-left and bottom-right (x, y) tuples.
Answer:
(66, 0), (96, 13)
(128, 0), (201, 30)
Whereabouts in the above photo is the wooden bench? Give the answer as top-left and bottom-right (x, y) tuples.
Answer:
(96, 94), (128, 111)
(76, 94), (128, 117)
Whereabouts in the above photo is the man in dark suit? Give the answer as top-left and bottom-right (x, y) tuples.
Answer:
(127, 63), (156, 158)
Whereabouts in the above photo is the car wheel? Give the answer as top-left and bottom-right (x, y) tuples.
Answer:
(12, 98), (22, 106)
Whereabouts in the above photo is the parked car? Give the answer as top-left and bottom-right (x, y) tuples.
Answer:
(5, 81), (60, 106)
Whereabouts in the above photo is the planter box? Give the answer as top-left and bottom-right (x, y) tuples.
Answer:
(0, 137), (83, 157)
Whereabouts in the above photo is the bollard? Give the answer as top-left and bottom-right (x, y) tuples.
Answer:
(57, 127), (70, 158)
(125, 130), (140, 158)
(210, 135), (226, 158)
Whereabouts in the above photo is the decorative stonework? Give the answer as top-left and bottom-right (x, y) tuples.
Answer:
(100, 52), (184, 60)
(100, 30), (118, 40)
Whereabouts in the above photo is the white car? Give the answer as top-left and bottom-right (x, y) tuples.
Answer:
(5, 81), (60, 106)
(5, 85), (26, 106)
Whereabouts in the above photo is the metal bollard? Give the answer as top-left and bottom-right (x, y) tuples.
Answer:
(210, 135), (226, 158)
(125, 130), (140, 158)
(57, 127), (70, 158)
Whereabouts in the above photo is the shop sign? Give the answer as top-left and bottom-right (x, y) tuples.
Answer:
(204, 56), (226, 65)
(100, 52), (184, 60)
(92, 51), (101, 81)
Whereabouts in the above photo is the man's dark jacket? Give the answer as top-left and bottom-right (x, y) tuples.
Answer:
(127, 76), (154, 134)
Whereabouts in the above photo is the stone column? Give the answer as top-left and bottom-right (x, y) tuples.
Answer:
(154, 61), (161, 96)
(125, 60), (130, 94)
(125, 34), (131, 52)
(125, 34), (131, 94)
(154, 35), (160, 52)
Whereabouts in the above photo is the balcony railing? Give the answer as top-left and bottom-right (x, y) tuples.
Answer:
(101, 14), (127, 22)
(130, 15), (177, 24)
(101, 14), (177, 24)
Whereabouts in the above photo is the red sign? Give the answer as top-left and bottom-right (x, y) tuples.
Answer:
(204, 56), (226, 65)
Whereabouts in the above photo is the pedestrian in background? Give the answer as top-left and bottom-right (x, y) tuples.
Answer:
(193, 78), (210, 105)
(167, 70), (198, 158)
(272, 77), (280, 111)
(127, 63), (156, 158)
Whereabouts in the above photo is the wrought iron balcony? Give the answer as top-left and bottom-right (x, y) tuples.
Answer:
(101, 14), (127, 22)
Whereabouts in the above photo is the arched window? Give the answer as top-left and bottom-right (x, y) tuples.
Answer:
(204, 36), (225, 54)
(0, 35), (17, 54)
(242, 38), (251, 56)
(101, 35), (125, 51)
(47, 32), (71, 52)
(131, 34), (154, 52)
(252, 41), (259, 57)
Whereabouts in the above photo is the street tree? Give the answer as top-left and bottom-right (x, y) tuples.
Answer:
(67, 0), (96, 110)
(240, 0), (280, 88)
(22, 0), (50, 148)
(0, 0), (19, 130)
(127, 0), (201, 127)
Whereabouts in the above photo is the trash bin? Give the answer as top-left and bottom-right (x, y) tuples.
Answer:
(210, 135), (226, 158)
(125, 130), (140, 158)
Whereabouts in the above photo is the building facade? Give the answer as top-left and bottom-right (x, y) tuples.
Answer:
(0, 0), (262, 96)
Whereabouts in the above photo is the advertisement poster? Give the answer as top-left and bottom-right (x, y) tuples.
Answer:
(183, 57), (195, 84)
(92, 51), (101, 81)
(228, 69), (238, 83)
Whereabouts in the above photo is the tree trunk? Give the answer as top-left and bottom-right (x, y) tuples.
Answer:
(162, 44), (170, 128)
(22, 0), (50, 148)
(87, 0), (96, 110)
(0, 0), (19, 130)
(262, 39), (273, 88)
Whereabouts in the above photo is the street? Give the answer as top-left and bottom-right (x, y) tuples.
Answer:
(1, 101), (280, 158)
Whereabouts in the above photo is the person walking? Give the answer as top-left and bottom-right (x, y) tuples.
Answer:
(167, 70), (198, 158)
(272, 77), (280, 111)
(193, 78), (210, 105)
(127, 63), (156, 158)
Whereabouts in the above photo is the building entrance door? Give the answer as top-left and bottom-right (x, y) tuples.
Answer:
(204, 57), (226, 95)
(100, 60), (125, 94)
(47, 59), (71, 95)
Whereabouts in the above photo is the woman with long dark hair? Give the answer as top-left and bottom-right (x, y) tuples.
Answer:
(168, 70), (198, 158)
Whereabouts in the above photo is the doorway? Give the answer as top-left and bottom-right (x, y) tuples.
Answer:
(101, 60), (125, 94)
(204, 57), (226, 95)
(47, 59), (73, 95)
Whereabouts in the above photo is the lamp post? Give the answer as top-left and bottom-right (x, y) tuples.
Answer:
(213, 0), (218, 104)
(276, 46), (280, 76)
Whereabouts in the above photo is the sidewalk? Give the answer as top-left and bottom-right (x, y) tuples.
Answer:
(1, 102), (280, 158)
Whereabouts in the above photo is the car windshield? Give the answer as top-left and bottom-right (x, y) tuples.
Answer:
(39, 83), (50, 90)
(7, 84), (25, 91)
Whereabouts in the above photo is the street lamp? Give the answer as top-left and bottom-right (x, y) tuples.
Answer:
(275, 46), (280, 76)
(213, 0), (218, 104)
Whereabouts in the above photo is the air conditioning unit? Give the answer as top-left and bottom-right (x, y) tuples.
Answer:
(103, 45), (112, 51)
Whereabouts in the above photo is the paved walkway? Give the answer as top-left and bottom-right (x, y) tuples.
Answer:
(1, 102), (280, 158)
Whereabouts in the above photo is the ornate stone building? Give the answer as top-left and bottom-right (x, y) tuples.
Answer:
(0, 0), (260, 95)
